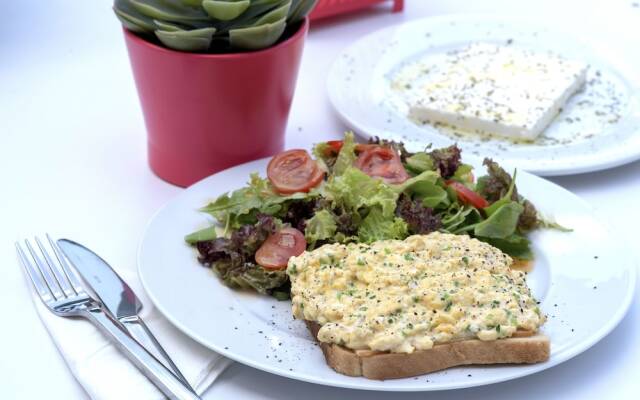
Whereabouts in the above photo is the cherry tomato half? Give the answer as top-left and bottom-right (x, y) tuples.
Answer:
(323, 141), (373, 155)
(255, 227), (307, 270)
(267, 149), (325, 194)
(326, 140), (344, 153)
(354, 146), (410, 184)
(446, 181), (489, 209)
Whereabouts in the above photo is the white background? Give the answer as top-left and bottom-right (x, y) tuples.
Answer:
(1, 0), (638, 398)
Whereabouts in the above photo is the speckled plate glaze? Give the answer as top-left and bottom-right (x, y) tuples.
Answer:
(138, 157), (635, 391)
(327, 14), (640, 176)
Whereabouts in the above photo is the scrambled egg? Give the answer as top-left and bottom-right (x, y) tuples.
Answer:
(287, 232), (545, 354)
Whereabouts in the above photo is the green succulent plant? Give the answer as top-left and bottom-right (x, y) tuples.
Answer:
(114, 0), (317, 52)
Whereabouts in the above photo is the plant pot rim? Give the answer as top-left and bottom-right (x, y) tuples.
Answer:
(123, 17), (309, 59)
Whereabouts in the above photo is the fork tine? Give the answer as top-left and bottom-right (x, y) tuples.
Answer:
(37, 236), (75, 297)
(25, 239), (64, 300)
(15, 242), (55, 303)
(48, 234), (85, 295)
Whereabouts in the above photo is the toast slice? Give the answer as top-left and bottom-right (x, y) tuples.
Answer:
(306, 321), (549, 380)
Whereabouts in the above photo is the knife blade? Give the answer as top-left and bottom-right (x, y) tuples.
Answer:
(57, 238), (192, 391)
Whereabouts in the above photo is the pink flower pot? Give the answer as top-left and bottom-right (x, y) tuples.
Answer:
(123, 19), (309, 187)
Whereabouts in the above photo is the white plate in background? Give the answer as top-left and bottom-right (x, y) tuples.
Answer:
(327, 14), (640, 176)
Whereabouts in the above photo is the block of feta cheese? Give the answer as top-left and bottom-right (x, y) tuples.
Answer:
(408, 43), (588, 140)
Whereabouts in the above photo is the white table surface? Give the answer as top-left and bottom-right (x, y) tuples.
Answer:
(1, 0), (639, 398)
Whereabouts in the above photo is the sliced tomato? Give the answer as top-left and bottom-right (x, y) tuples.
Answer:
(255, 227), (307, 270)
(322, 140), (378, 157)
(267, 149), (325, 194)
(446, 181), (489, 209)
(324, 141), (372, 155)
(354, 145), (409, 184)
(354, 143), (377, 153)
(326, 140), (344, 153)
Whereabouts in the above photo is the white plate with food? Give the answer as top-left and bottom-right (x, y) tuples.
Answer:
(138, 135), (635, 391)
(327, 14), (640, 176)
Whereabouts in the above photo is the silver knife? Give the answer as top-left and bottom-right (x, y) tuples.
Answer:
(57, 238), (193, 391)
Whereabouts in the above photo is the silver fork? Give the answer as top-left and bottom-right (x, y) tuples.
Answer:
(16, 235), (201, 400)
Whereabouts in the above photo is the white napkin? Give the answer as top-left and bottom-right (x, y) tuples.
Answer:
(29, 268), (232, 400)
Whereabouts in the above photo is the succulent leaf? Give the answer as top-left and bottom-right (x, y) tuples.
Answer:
(130, 0), (210, 23)
(113, 0), (157, 32)
(205, 0), (285, 34)
(289, 0), (317, 23)
(114, 8), (156, 33)
(114, 0), (317, 51)
(250, 0), (289, 8)
(181, 0), (204, 6)
(254, 1), (291, 25)
(155, 27), (217, 51)
(229, 17), (286, 50)
(154, 19), (185, 31)
(203, 1), (251, 21)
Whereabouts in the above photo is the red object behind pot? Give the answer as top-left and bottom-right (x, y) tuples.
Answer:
(123, 19), (309, 187)
(310, 0), (403, 20)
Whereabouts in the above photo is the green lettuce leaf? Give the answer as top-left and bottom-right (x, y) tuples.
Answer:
(441, 203), (482, 233)
(453, 163), (474, 182)
(476, 158), (516, 203)
(396, 170), (449, 209)
(483, 170), (517, 216)
(184, 226), (217, 244)
(200, 173), (310, 230)
(537, 216), (572, 232)
(357, 207), (408, 243)
(312, 141), (331, 160)
(474, 202), (524, 238)
(420, 185), (450, 209)
(332, 131), (357, 176)
(223, 265), (289, 294)
(311, 141), (333, 172)
(324, 167), (399, 218)
(404, 152), (434, 175)
(395, 170), (439, 191)
(304, 209), (337, 245)
(480, 234), (533, 260)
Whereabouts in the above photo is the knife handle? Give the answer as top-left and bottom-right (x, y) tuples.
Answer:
(122, 316), (190, 388)
(83, 307), (201, 400)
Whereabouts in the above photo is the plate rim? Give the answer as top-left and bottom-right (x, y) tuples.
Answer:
(326, 13), (640, 177)
(137, 157), (637, 392)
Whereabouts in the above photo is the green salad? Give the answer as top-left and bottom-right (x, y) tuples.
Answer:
(187, 132), (564, 299)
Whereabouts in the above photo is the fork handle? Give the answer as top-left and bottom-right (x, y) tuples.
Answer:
(83, 307), (201, 400)
(121, 316), (190, 387)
